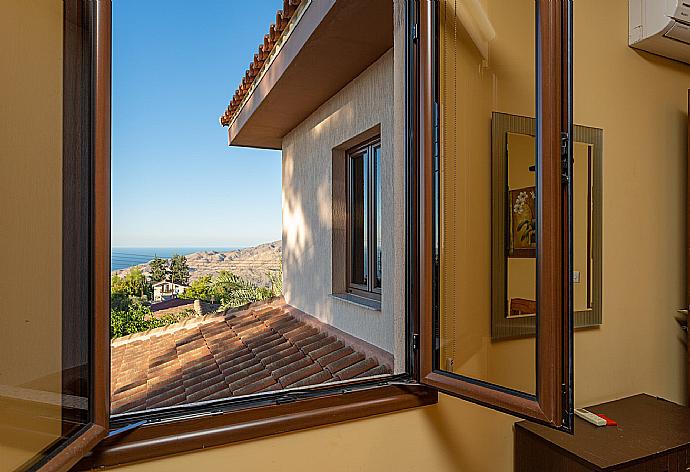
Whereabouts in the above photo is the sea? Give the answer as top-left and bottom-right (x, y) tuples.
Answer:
(111, 247), (240, 271)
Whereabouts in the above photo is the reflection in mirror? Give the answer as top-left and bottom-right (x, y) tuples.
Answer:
(491, 113), (603, 340)
(506, 133), (537, 318)
(573, 142), (593, 313)
(437, 0), (537, 396)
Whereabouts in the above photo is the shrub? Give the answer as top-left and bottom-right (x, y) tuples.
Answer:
(180, 275), (214, 301)
(110, 301), (187, 339)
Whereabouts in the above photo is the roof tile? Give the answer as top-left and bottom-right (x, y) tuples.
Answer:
(110, 300), (391, 415)
(219, 0), (305, 127)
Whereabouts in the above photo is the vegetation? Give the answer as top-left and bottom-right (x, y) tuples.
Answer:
(170, 254), (190, 285)
(180, 275), (215, 302)
(110, 261), (282, 339)
(110, 299), (187, 339)
(111, 269), (152, 299)
(149, 256), (167, 282)
(110, 267), (187, 339)
(179, 268), (283, 310)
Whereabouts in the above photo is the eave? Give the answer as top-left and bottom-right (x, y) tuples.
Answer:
(222, 0), (394, 150)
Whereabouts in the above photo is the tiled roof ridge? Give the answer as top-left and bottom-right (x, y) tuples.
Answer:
(219, 0), (304, 128)
(111, 297), (285, 347)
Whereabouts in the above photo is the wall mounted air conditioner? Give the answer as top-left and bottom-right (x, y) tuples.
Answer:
(629, 0), (690, 64)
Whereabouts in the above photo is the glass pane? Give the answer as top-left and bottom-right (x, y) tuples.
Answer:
(350, 151), (368, 287)
(437, 0), (537, 395)
(0, 1), (91, 469)
(374, 145), (382, 289)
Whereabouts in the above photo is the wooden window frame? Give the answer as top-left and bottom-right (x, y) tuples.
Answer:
(416, 0), (574, 430)
(42, 0), (574, 467)
(346, 136), (382, 301)
(24, 1), (112, 471)
(63, 1), (437, 470)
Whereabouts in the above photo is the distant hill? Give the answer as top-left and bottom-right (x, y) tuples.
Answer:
(112, 241), (281, 288)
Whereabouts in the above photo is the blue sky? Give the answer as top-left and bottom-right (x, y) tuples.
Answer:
(112, 1), (283, 247)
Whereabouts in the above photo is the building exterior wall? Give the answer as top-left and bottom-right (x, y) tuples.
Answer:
(281, 47), (405, 371)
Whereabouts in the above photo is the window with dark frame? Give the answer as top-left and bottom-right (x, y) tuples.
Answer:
(346, 137), (382, 301)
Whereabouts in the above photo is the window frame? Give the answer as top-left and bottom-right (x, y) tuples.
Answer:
(55, 0), (575, 468)
(25, 1), (112, 471)
(415, 0), (574, 431)
(346, 136), (382, 301)
(69, 1), (437, 469)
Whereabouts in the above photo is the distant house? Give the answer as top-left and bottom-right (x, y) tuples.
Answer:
(152, 281), (188, 302)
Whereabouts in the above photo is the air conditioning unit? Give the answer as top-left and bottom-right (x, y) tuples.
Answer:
(629, 0), (690, 64)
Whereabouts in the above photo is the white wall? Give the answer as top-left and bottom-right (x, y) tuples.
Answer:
(282, 48), (405, 371)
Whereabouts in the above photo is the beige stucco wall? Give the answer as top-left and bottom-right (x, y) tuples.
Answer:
(282, 46), (406, 371)
(0, 0), (64, 469)
(110, 1), (690, 471)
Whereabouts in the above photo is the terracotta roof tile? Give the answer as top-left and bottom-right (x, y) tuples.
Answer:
(110, 299), (391, 415)
(219, 0), (304, 127)
(334, 358), (378, 381)
(325, 352), (366, 375)
(316, 346), (354, 368)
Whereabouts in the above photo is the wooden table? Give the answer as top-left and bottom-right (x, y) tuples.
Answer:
(515, 394), (690, 471)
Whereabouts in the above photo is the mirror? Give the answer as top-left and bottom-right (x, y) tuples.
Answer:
(492, 113), (602, 339)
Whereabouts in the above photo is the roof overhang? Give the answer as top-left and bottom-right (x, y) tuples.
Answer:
(226, 0), (394, 149)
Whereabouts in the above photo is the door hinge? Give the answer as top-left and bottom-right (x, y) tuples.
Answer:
(561, 132), (570, 184)
(412, 333), (419, 351)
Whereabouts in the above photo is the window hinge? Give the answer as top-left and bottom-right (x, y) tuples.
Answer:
(561, 132), (570, 184)
(412, 333), (419, 351)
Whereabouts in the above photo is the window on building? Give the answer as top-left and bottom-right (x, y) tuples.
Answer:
(347, 137), (382, 300)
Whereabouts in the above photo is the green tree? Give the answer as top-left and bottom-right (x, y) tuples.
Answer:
(149, 256), (167, 283)
(111, 269), (151, 299)
(180, 275), (214, 301)
(170, 254), (190, 285)
(212, 271), (273, 309)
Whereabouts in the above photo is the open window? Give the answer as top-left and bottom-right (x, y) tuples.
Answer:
(1, 0), (577, 469)
(0, 0), (110, 470)
(415, 0), (574, 430)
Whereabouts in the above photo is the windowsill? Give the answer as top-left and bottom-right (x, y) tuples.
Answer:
(331, 293), (381, 311)
(75, 383), (436, 469)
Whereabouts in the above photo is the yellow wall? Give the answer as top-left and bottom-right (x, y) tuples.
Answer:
(106, 0), (690, 470)
(0, 0), (64, 469)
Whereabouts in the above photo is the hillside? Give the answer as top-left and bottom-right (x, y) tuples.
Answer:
(112, 241), (281, 288)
